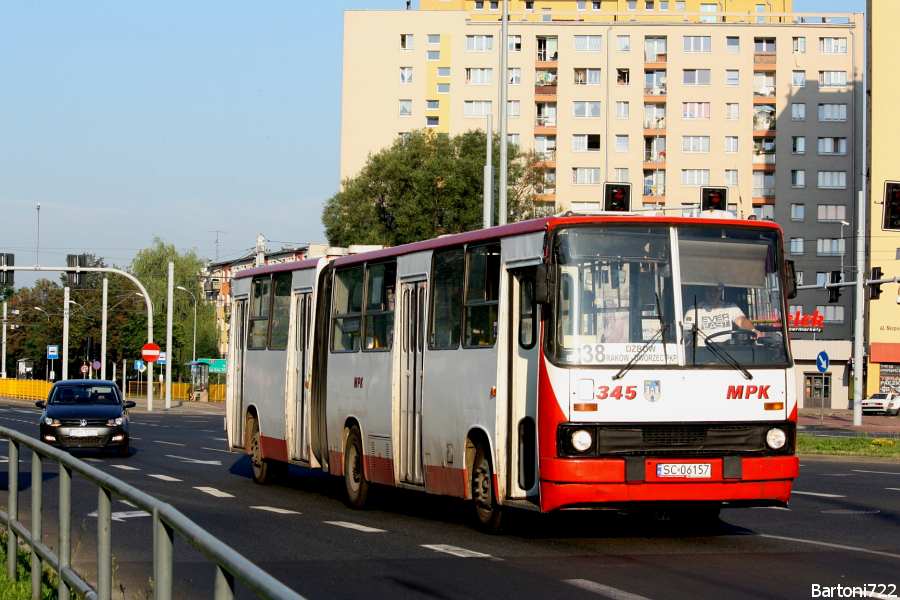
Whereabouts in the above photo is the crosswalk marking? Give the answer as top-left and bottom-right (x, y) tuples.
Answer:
(421, 544), (497, 559)
(194, 487), (234, 498)
(148, 474), (182, 482)
(563, 579), (655, 600)
(324, 521), (385, 533)
(791, 491), (845, 498)
(251, 506), (300, 515)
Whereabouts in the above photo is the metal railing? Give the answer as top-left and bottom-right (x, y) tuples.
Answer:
(0, 426), (305, 600)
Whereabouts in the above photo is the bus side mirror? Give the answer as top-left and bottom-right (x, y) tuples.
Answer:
(534, 263), (553, 304)
(785, 260), (798, 299)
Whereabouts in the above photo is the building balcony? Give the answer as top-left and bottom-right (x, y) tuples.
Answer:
(754, 52), (777, 65)
(642, 185), (666, 197)
(536, 50), (559, 62)
(753, 187), (776, 198)
(535, 116), (557, 127)
(535, 84), (557, 96)
(644, 52), (667, 63)
(753, 117), (776, 130)
(753, 86), (776, 98)
(643, 86), (667, 96)
(537, 149), (557, 162)
(535, 183), (556, 195)
(752, 152), (776, 164)
(643, 118), (666, 129)
(644, 150), (666, 163)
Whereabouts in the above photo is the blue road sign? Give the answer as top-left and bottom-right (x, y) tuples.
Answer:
(158, 351), (167, 365)
(817, 351), (830, 373)
(134, 360), (145, 371)
(47, 345), (59, 360)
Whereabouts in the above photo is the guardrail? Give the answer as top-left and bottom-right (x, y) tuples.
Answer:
(0, 380), (53, 401)
(0, 426), (306, 600)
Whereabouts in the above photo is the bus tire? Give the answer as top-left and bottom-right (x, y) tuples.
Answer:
(344, 426), (370, 509)
(249, 417), (276, 485)
(471, 443), (502, 534)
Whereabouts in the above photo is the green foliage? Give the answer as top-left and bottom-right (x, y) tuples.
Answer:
(797, 433), (900, 457)
(0, 528), (60, 600)
(322, 129), (552, 247)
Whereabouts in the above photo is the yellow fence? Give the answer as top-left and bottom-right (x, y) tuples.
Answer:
(0, 379), (54, 401)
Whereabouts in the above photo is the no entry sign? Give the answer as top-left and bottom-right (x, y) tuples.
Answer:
(141, 343), (161, 363)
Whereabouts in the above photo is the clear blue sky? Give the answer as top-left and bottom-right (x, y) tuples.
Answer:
(0, 0), (865, 287)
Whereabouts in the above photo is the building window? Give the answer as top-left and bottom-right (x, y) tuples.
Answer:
(509, 35), (522, 52)
(820, 37), (847, 54)
(725, 170), (738, 186)
(700, 3), (717, 22)
(475, 1), (484, 8)
(508, 68), (521, 85)
(464, 100), (492, 117)
(490, 1), (499, 9)
(617, 36), (631, 52)
(427, 51), (440, 61)
(818, 137), (847, 155)
(660, 0), (669, 9)
(682, 102), (710, 119)
(400, 34), (414, 50)
(428, 34), (441, 45)
(683, 69), (711, 86)
(755, 38), (776, 52)
(426, 116), (439, 127)
(683, 36), (711, 53)
(818, 204), (847, 222)
(792, 37), (806, 53)
(725, 70), (739, 87)
(573, 101), (601, 118)
(573, 167), (602, 184)
(818, 171), (847, 189)
(572, 134), (601, 151)
(681, 169), (710, 186)
(676, 1), (686, 8)
(725, 103), (739, 120)
(399, 99), (412, 117)
(645, 1), (654, 9)
(792, 103), (806, 121)
(426, 100), (439, 110)
(593, 1), (602, 8)
(792, 71), (806, 87)
(574, 68), (602, 85)
(508, 133), (520, 147)
(574, 35), (603, 52)
(726, 37), (740, 54)
(790, 238), (804, 255)
(616, 68), (630, 85)
(466, 68), (493, 85)
(400, 67), (413, 84)
(753, 172), (775, 197)
(682, 136), (710, 153)
(616, 101), (630, 119)
(725, 136), (738, 153)
(815, 305), (845, 324)
(577, 1), (587, 10)
(437, 67), (450, 78)
(466, 35), (494, 52)
(791, 170), (806, 189)
(792, 137), (805, 155)
(508, 100), (520, 118)
(627, 0), (637, 9)
(816, 238), (845, 257)
(819, 104), (847, 122)
(615, 135), (629, 152)
(437, 83), (450, 94)
(791, 203), (805, 221)
(614, 168), (629, 182)
(754, 205), (774, 220)
(819, 71), (847, 88)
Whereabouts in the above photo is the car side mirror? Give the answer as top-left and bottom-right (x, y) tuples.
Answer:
(124, 401), (136, 409)
(35, 401), (45, 409)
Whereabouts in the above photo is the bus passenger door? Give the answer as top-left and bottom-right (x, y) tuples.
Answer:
(290, 293), (312, 462)
(508, 268), (540, 499)
(228, 299), (249, 449)
(399, 278), (426, 485)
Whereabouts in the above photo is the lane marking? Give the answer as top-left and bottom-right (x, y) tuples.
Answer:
(166, 455), (222, 465)
(563, 579), (655, 600)
(120, 500), (137, 507)
(111, 465), (139, 471)
(752, 506), (790, 511)
(153, 440), (186, 446)
(324, 521), (386, 533)
(820, 474), (855, 477)
(210, 437), (226, 441)
(251, 506), (300, 515)
(201, 447), (232, 454)
(148, 474), (182, 482)
(757, 534), (900, 560)
(87, 510), (150, 522)
(853, 470), (900, 476)
(202, 430), (216, 433)
(194, 487), (234, 498)
(791, 491), (845, 498)
(130, 437), (141, 440)
(421, 544), (499, 560)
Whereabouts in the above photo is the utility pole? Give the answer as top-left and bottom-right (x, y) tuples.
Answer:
(498, 0), (509, 225)
(1, 302), (6, 379)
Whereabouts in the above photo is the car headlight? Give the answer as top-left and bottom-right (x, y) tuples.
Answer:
(766, 427), (786, 450)
(570, 429), (593, 452)
(43, 417), (60, 427)
(107, 417), (124, 426)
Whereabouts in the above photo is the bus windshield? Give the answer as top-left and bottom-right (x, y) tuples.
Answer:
(549, 224), (789, 368)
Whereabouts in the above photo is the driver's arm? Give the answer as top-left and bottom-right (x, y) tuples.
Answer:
(734, 315), (759, 337)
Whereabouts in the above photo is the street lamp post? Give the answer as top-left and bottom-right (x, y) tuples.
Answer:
(34, 307), (50, 381)
(176, 286), (197, 363)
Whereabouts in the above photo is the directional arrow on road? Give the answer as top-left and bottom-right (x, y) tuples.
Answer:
(165, 455), (222, 465)
(87, 510), (150, 522)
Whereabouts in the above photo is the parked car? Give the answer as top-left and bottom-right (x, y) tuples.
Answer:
(861, 392), (900, 416)
(36, 380), (135, 457)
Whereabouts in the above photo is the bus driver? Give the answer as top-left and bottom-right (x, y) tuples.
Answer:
(683, 284), (759, 344)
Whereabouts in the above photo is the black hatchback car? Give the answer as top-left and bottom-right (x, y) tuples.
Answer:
(36, 380), (135, 457)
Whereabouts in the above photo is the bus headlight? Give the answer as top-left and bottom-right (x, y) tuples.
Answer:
(571, 430), (593, 452)
(766, 428), (786, 450)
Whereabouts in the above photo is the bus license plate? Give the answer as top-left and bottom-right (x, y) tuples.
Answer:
(656, 463), (711, 478)
(69, 429), (98, 437)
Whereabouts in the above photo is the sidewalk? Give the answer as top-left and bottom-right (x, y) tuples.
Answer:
(798, 408), (900, 436)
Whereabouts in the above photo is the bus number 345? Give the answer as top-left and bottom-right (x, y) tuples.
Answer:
(596, 385), (638, 401)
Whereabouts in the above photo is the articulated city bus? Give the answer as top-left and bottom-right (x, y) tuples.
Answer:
(225, 213), (799, 532)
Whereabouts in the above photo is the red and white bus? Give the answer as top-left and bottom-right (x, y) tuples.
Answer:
(225, 213), (799, 531)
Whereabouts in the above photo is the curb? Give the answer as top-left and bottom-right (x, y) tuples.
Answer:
(798, 453), (900, 465)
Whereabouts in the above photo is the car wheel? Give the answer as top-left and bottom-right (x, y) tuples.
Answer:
(117, 439), (130, 458)
(344, 425), (370, 509)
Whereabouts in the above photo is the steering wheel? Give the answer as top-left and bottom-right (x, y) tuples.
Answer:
(703, 329), (757, 346)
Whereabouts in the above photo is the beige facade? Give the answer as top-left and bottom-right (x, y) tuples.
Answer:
(866, 0), (900, 396)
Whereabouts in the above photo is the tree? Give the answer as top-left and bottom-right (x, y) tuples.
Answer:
(322, 129), (552, 247)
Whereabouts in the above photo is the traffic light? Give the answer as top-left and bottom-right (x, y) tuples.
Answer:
(700, 187), (728, 212)
(884, 182), (900, 231)
(66, 254), (88, 288)
(85, 336), (94, 360)
(870, 267), (883, 300)
(828, 270), (842, 303)
(603, 182), (632, 212)
(0, 254), (13, 286)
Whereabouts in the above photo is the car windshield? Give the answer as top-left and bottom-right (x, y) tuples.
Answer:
(49, 384), (120, 405)
(870, 394), (888, 399)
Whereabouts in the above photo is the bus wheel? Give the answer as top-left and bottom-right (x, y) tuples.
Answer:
(344, 426), (370, 509)
(249, 417), (275, 485)
(472, 443), (502, 534)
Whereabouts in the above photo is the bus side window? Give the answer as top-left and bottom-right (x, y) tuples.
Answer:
(519, 277), (536, 349)
(332, 266), (364, 352)
(269, 272), (292, 348)
(364, 262), (397, 351)
(248, 276), (271, 349)
(464, 243), (501, 347)
(430, 247), (465, 349)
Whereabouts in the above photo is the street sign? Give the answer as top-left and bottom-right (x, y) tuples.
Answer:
(80, 364), (89, 374)
(47, 345), (59, 360)
(141, 343), (160, 363)
(92, 360), (101, 371)
(817, 351), (830, 373)
(134, 359), (144, 371)
(158, 351), (167, 366)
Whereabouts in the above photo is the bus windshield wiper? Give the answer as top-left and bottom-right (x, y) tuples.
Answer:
(655, 292), (668, 364)
(691, 326), (753, 381)
(612, 303), (669, 381)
